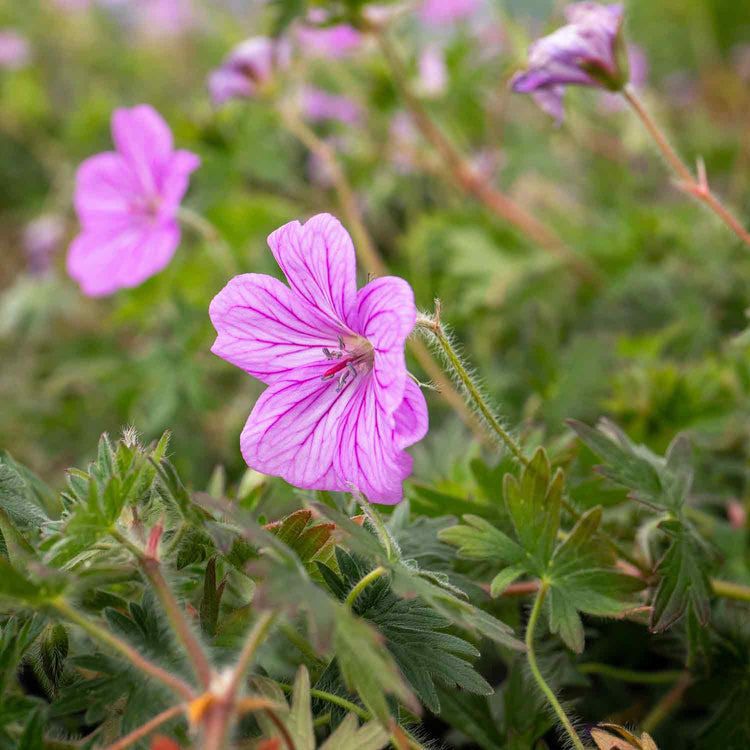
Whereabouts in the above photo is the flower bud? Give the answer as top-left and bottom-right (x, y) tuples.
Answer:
(208, 36), (290, 106)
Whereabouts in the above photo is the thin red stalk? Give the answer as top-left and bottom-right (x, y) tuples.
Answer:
(623, 85), (750, 246)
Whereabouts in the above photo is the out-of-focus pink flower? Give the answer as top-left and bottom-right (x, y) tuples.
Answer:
(0, 30), (31, 70)
(137, 0), (195, 38)
(67, 105), (200, 296)
(728, 500), (746, 529)
(511, 2), (628, 122)
(419, 0), (479, 26)
(296, 10), (363, 59)
(52, 0), (93, 9)
(209, 213), (428, 504)
(598, 43), (647, 112)
(300, 86), (361, 124)
(389, 111), (419, 172)
(24, 214), (65, 275)
(208, 37), (289, 106)
(418, 46), (447, 98)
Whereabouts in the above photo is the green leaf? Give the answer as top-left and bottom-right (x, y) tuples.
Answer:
(438, 514), (524, 563)
(0, 463), (49, 530)
(289, 666), (315, 750)
(320, 551), (492, 714)
(266, 510), (336, 568)
(320, 713), (390, 750)
(568, 419), (665, 509)
(490, 565), (527, 597)
(334, 610), (416, 724)
(199, 556), (226, 638)
(650, 521), (711, 632)
(18, 709), (43, 750)
(548, 586), (585, 653)
(0, 557), (65, 605)
(503, 449), (561, 569)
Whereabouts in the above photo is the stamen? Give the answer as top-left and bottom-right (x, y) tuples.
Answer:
(338, 335), (346, 351)
(346, 361), (358, 379)
(336, 371), (350, 392)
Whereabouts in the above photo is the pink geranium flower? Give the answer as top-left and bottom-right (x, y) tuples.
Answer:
(67, 105), (200, 296)
(209, 213), (428, 504)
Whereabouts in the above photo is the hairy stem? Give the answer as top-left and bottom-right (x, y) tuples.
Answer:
(227, 611), (278, 701)
(622, 86), (750, 246)
(345, 566), (388, 609)
(177, 206), (238, 275)
(111, 529), (213, 689)
(376, 30), (599, 284)
(416, 309), (527, 464)
(278, 682), (371, 721)
(103, 703), (184, 750)
(276, 105), (487, 443)
(526, 581), (585, 750)
(52, 599), (195, 701)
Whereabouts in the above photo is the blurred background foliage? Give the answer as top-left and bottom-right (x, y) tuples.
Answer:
(1, 0), (750, 527)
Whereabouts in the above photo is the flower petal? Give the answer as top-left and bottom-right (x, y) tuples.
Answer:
(393, 378), (429, 450)
(354, 276), (416, 413)
(267, 213), (357, 329)
(67, 221), (179, 296)
(240, 361), (358, 491)
(159, 149), (201, 210)
(111, 105), (174, 195)
(333, 377), (412, 504)
(210, 274), (345, 385)
(74, 152), (142, 231)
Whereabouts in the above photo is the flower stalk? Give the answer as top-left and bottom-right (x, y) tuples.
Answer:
(525, 581), (585, 750)
(622, 85), (750, 246)
(103, 703), (185, 750)
(416, 303), (528, 464)
(110, 529), (213, 689)
(52, 599), (195, 701)
(376, 30), (599, 285)
(345, 566), (388, 609)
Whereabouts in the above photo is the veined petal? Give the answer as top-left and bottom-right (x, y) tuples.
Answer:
(393, 378), (429, 451)
(334, 377), (412, 504)
(111, 105), (174, 195)
(354, 276), (416, 413)
(240, 361), (358, 491)
(267, 213), (357, 329)
(209, 274), (345, 384)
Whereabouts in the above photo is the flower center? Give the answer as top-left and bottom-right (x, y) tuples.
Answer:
(320, 336), (373, 392)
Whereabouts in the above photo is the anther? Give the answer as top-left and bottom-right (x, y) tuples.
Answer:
(338, 336), (346, 351)
(346, 361), (358, 379)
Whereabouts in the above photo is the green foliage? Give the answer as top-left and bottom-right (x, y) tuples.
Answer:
(441, 448), (644, 652)
(318, 548), (492, 713)
(569, 420), (714, 633)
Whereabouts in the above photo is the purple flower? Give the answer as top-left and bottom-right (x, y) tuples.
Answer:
(0, 30), (31, 70)
(67, 105), (200, 297)
(300, 87), (361, 125)
(296, 11), (363, 59)
(510, 2), (627, 121)
(137, 0), (196, 38)
(598, 43), (647, 112)
(24, 214), (65, 275)
(208, 37), (289, 106)
(209, 213), (428, 504)
(417, 46), (447, 98)
(419, 0), (479, 26)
